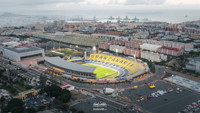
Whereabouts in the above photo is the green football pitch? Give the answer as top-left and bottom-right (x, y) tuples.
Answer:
(83, 64), (119, 79)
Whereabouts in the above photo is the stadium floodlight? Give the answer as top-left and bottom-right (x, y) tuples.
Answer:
(115, 49), (118, 56)
(115, 49), (118, 53)
(93, 46), (96, 51)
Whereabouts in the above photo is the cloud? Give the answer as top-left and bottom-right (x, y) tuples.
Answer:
(82, 0), (166, 5)
(0, 0), (200, 14)
(0, 0), (82, 9)
(83, 0), (126, 5)
(125, 0), (166, 5)
(164, 0), (200, 5)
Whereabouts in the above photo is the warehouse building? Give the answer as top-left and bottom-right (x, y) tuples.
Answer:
(3, 46), (45, 61)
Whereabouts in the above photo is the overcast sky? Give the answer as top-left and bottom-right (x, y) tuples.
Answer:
(0, 0), (200, 15)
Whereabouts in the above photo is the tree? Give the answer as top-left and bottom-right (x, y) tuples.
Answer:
(7, 98), (23, 109)
(1, 105), (8, 113)
(78, 110), (85, 113)
(19, 79), (25, 86)
(59, 93), (71, 103)
(26, 85), (33, 90)
(150, 64), (156, 73)
(6, 98), (24, 113)
(10, 106), (24, 113)
(43, 84), (62, 97)
(39, 74), (47, 89)
(144, 60), (155, 73)
(9, 61), (12, 65)
(70, 108), (77, 113)
(38, 105), (46, 111)
(27, 108), (37, 113)
(61, 89), (70, 95)
(57, 104), (69, 111)
(0, 96), (5, 102)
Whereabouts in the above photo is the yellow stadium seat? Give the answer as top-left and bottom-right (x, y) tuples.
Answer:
(88, 54), (139, 76)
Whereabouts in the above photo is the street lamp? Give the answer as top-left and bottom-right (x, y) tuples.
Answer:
(134, 54), (136, 62)
(171, 74), (174, 85)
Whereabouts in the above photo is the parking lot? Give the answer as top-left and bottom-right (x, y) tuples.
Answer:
(71, 96), (142, 113)
(117, 81), (200, 113)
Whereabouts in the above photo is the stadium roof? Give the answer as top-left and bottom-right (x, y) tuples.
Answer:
(45, 57), (96, 74)
(5, 46), (42, 53)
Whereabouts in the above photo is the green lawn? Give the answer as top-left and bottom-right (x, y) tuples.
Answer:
(57, 49), (81, 56)
(15, 85), (27, 91)
(83, 64), (119, 79)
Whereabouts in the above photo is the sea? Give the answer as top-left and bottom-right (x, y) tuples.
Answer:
(62, 9), (200, 24)
(0, 9), (200, 27)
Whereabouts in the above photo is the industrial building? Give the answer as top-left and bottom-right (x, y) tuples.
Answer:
(3, 46), (45, 61)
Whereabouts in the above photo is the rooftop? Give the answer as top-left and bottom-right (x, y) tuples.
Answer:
(160, 46), (181, 51)
(45, 57), (96, 74)
(191, 57), (200, 62)
(5, 46), (43, 53)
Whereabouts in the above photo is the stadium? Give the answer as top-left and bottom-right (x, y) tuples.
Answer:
(44, 54), (148, 83)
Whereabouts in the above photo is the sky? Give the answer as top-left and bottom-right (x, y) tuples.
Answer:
(0, 0), (200, 15)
